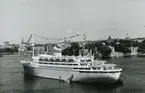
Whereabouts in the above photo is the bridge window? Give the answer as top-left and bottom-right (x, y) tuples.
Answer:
(50, 59), (54, 62)
(61, 64), (65, 65)
(55, 59), (61, 62)
(39, 58), (43, 61)
(86, 59), (91, 62)
(85, 68), (90, 70)
(67, 64), (72, 65)
(92, 67), (96, 70)
(103, 67), (107, 70)
(80, 64), (87, 66)
(81, 60), (85, 62)
(68, 59), (74, 62)
(97, 67), (101, 70)
(108, 67), (112, 69)
(61, 59), (67, 62)
(73, 68), (78, 69)
(73, 64), (78, 66)
(44, 58), (49, 61)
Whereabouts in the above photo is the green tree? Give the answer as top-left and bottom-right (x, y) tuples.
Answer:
(0, 48), (4, 53)
(62, 42), (80, 56)
(137, 40), (145, 53)
(137, 48), (145, 53)
(99, 45), (112, 58)
(62, 47), (73, 56)
(114, 42), (131, 54)
(4, 48), (12, 53)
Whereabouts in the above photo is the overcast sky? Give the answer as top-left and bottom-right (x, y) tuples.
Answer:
(0, 0), (145, 44)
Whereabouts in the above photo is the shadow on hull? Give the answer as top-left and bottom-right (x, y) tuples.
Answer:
(72, 79), (123, 87)
(24, 73), (123, 88)
(23, 73), (38, 81)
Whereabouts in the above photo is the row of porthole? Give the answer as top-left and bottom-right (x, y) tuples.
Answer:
(92, 67), (114, 70)
(39, 62), (78, 66)
(79, 71), (121, 73)
(39, 58), (74, 62)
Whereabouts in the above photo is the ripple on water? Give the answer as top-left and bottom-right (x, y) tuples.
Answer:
(1, 55), (145, 93)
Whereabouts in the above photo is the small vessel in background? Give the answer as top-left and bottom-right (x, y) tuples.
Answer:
(21, 33), (123, 83)
(0, 53), (3, 57)
(123, 53), (131, 57)
(137, 53), (145, 57)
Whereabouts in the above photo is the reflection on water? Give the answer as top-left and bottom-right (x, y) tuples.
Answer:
(23, 74), (38, 92)
(0, 54), (145, 93)
(23, 73), (123, 93)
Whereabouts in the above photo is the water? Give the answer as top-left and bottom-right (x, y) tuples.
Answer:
(0, 54), (145, 93)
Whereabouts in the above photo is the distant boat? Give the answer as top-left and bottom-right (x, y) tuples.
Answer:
(0, 53), (3, 57)
(137, 53), (145, 57)
(123, 53), (131, 57)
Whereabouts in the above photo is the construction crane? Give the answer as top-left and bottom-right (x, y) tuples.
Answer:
(27, 34), (33, 44)
(23, 34), (33, 52)
(32, 33), (83, 53)
(29, 32), (87, 54)
(33, 33), (82, 44)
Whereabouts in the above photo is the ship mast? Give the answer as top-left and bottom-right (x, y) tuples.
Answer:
(82, 32), (87, 56)
(32, 33), (34, 57)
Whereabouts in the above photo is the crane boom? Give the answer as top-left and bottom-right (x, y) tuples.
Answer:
(27, 34), (32, 44)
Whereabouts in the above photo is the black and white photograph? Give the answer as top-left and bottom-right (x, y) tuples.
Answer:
(0, 0), (145, 93)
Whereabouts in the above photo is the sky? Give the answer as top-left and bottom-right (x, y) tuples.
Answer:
(0, 0), (145, 44)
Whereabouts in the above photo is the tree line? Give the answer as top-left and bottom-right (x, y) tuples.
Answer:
(62, 39), (145, 58)
(0, 47), (18, 54)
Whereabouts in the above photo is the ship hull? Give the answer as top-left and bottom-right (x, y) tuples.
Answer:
(22, 64), (121, 83)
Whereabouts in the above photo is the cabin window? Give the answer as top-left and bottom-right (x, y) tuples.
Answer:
(67, 64), (72, 65)
(81, 60), (85, 62)
(55, 59), (61, 62)
(72, 64), (78, 66)
(103, 67), (107, 70)
(85, 71), (91, 73)
(39, 62), (43, 64)
(79, 71), (91, 73)
(73, 68), (78, 69)
(92, 67), (96, 70)
(68, 59), (74, 62)
(54, 63), (59, 65)
(39, 58), (43, 61)
(86, 60), (91, 62)
(97, 67), (101, 70)
(99, 72), (107, 73)
(39, 62), (48, 64)
(79, 68), (84, 70)
(61, 59), (67, 62)
(80, 64), (87, 66)
(108, 67), (112, 69)
(44, 62), (48, 64)
(44, 58), (48, 61)
(79, 71), (111, 73)
(50, 59), (54, 62)
(61, 64), (65, 65)
(91, 71), (95, 73)
(85, 68), (90, 70)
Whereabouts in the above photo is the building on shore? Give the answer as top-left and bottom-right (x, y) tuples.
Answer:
(130, 47), (139, 56)
(109, 46), (123, 57)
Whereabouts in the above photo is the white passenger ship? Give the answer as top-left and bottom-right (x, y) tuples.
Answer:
(20, 34), (122, 83)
